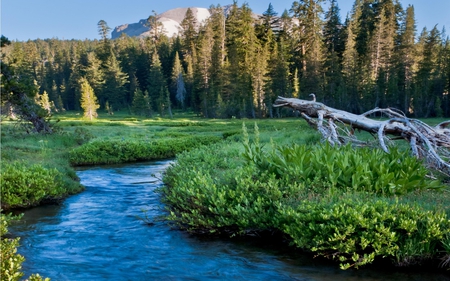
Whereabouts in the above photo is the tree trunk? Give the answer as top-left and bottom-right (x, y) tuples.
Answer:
(273, 96), (450, 175)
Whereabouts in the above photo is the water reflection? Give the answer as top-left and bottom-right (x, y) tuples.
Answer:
(9, 161), (450, 280)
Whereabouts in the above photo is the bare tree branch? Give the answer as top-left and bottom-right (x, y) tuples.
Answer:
(273, 96), (450, 175)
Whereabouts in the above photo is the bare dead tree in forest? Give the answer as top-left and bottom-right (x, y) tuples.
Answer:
(273, 96), (450, 176)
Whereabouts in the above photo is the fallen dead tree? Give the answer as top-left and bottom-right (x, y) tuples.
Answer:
(273, 96), (450, 176)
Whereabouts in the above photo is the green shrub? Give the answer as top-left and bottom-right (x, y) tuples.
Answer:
(161, 125), (450, 269)
(1, 162), (67, 210)
(1, 213), (25, 281)
(69, 135), (222, 165)
(242, 123), (443, 196)
(279, 195), (450, 269)
(161, 141), (291, 233)
(1, 213), (50, 281)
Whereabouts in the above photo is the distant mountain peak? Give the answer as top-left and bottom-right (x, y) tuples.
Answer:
(111, 7), (211, 39)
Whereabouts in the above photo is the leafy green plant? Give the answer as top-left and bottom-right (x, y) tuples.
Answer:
(69, 135), (222, 165)
(1, 213), (50, 280)
(1, 213), (25, 281)
(243, 126), (443, 196)
(161, 123), (450, 269)
(1, 162), (66, 210)
(279, 195), (450, 269)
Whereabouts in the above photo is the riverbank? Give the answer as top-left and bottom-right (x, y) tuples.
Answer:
(160, 123), (450, 269)
(0, 112), (237, 210)
(7, 160), (449, 280)
(1, 112), (450, 273)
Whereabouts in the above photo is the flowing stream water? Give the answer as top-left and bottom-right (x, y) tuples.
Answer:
(9, 160), (450, 280)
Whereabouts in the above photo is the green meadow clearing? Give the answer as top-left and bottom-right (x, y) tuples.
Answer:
(1, 112), (450, 276)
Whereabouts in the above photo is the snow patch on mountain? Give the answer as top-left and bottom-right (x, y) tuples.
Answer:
(111, 7), (211, 39)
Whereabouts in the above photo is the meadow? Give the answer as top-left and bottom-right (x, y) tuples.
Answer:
(1, 111), (450, 277)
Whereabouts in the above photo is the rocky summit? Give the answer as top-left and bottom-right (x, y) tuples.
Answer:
(111, 7), (211, 39)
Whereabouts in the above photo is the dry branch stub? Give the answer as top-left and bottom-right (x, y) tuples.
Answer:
(273, 96), (450, 176)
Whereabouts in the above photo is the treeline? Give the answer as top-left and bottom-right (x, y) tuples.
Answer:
(2, 0), (450, 118)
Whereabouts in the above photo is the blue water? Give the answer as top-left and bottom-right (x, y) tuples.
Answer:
(9, 161), (450, 280)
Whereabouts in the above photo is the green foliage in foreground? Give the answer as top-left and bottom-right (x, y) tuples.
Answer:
(1, 213), (49, 281)
(281, 196), (450, 269)
(1, 162), (67, 210)
(161, 125), (450, 269)
(243, 124), (444, 196)
(69, 135), (222, 165)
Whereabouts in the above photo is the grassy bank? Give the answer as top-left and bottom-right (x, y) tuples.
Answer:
(1, 112), (450, 272)
(0, 111), (243, 210)
(160, 122), (450, 269)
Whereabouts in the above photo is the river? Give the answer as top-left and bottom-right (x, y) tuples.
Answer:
(9, 160), (450, 280)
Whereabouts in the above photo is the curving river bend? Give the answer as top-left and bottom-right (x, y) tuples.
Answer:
(9, 161), (449, 280)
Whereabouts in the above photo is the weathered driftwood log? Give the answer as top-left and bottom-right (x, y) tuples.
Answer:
(273, 96), (450, 175)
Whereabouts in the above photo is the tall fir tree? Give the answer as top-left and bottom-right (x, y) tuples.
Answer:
(180, 8), (198, 59)
(323, 0), (345, 107)
(97, 20), (112, 66)
(170, 52), (184, 107)
(209, 4), (227, 117)
(132, 88), (151, 116)
(195, 20), (214, 117)
(102, 52), (128, 110)
(146, 11), (165, 42)
(80, 78), (100, 121)
(397, 4), (417, 114)
(147, 50), (169, 115)
(290, 0), (326, 98)
(225, 2), (259, 117)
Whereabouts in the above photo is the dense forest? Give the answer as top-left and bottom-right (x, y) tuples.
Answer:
(2, 0), (450, 119)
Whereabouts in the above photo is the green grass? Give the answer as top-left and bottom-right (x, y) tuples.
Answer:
(2, 111), (450, 270)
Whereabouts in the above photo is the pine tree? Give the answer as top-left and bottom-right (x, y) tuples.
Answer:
(83, 52), (104, 101)
(102, 52), (128, 110)
(322, 0), (346, 107)
(97, 20), (112, 65)
(176, 72), (187, 109)
(255, 3), (278, 47)
(209, 5), (227, 116)
(290, 0), (326, 98)
(414, 26), (442, 117)
(342, 2), (363, 113)
(37, 91), (52, 114)
(56, 95), (65, 112)
(180, 8), (198, 58)
(105, 100), (113, 115)
(266, 37), (292, 118)
(171, 51), (187, 110)
(195, 20), (214, 117)
(80, 78), (100, 121)
(171, 52), (185, 108)
(444, 36), (450, 115)
(132, 88), (151, 116)
(225, 2), (259, 117)
(397, 5), (417, 114)
(146, 11), (165, 42)
(147, 50), (168, 114)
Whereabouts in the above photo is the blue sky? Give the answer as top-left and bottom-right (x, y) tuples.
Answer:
(1, 0), (449, 41)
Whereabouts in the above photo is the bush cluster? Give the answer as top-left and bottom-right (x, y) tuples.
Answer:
(1, 162), (67, 210)
(1, 213), (50, 281)
(69, 135), (222, 166)
(280, 196), (450, 269)
(161, 125), (450, 269)
(242, 123), (444, 196)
